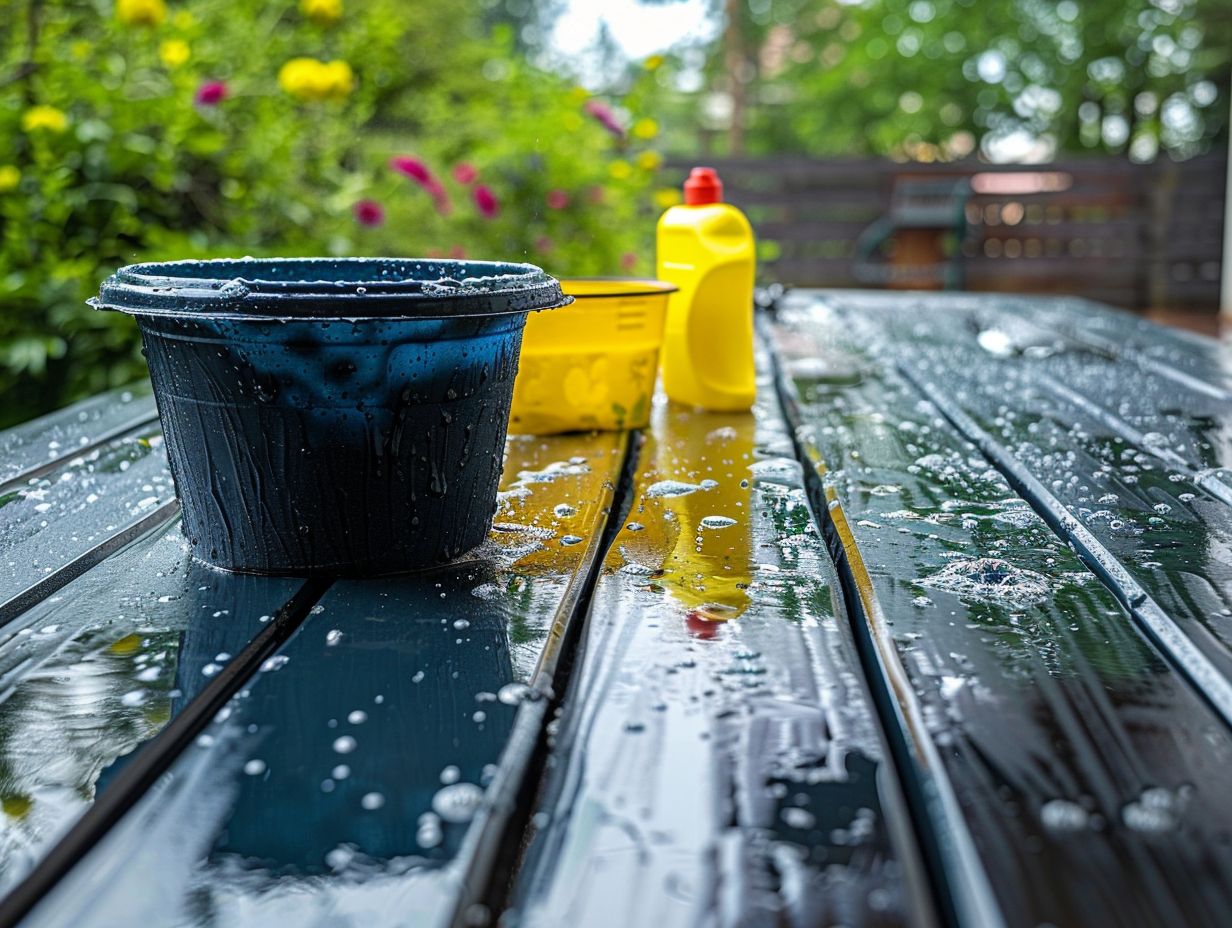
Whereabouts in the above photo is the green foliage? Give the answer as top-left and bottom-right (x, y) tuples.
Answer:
(712, 0), (1230, 160)
(0, 0), (667, 427)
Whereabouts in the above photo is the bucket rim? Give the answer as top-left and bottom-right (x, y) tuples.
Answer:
(91, 257), (571, 321)
(560, 277), (680, 300)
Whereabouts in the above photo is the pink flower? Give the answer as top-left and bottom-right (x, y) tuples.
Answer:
(620, 252), (637, 272)
(425, 247), (445, 258)
(352, 199), (384, 227)
(546, 189), (569, 210)
(535, 235), (554, 254)
(452, 163), (478, 184)
(390, 155), (432, 184)
(194, 80), (228, 106)
(473, 184), (499, 219)
(392, 155), (452, 213)
(584, 99), (625, 137)
(449, 244), (467, 259)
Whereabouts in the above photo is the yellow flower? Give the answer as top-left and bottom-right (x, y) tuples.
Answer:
(632, 117), (659, 140)
(608, 159), (632, 180)
(116, 0), (166, 28)
(0, 166), (20, 192)
(567, 86), (589, 104)
(643, 54), (664, 71)
(278, 58), (315, 98)
(636, 150), (663, 171)
(22, 105), (68, 134)
(300, 0), (342, 24)
(159, 39), (190, 68)
(321, 60), (354, 98)
(278, 57), (354, 102)
(653, 187), (682, 210)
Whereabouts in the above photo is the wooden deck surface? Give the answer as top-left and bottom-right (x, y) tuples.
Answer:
(1, 291), (1231, 928)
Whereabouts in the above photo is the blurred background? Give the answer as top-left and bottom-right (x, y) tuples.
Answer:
(1, 0), (1229, 427)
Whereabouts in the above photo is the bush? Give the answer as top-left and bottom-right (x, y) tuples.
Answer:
(0, 0), (670, 427)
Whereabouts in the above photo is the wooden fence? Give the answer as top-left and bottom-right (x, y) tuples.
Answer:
(666, 154), (1226, 312)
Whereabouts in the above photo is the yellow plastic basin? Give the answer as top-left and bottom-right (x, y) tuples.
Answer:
(510, 278), (676, 434)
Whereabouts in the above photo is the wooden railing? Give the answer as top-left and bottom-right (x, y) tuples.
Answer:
(666, 154), (1226, 311)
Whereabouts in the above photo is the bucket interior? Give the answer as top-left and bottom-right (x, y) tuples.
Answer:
(126, 257), (545, 288)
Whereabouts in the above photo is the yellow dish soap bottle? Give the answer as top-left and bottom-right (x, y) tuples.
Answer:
(655, 167), (756, 411)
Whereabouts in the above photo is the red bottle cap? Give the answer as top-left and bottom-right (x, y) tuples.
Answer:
(683, 166), (723, 205)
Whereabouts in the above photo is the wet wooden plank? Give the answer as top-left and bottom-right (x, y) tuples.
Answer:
(0, 423), (177, 619)
(509, 371), (929, 927)
(0, 383), (156, 491)
(822, 293), (1232, 702)
(0, 519), (304, 900)
(20, 431), (628, 928)
(770, 293), (1232, 928)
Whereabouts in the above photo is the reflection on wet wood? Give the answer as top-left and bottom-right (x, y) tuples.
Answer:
(0, 421), (626, 928)
(510, 372), (925, 928)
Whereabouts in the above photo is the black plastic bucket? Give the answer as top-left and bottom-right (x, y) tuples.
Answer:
(91, 258), (570, 575)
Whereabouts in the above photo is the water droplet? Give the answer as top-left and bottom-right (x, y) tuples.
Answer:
(780, 806), (815, 830)
(646, 479), (708, 498)
(1122, 786), (1188, 833)
(993, 507), (1039, 528)
(347, 710), (368, 725)
(1040, 798), (1089, 832)
(498, 682), (533, 705)
(417, 815), (443, 848)
(361, 791), (385, 810)
(700, 515), (738, 529)
(325, 845), (354, 870)
(333, 736), (358, 754)
(244, 759), (267, 776)
(432, 782), (484, 823)
(868, 484), (901, 496)
(921, 557), (1051, 606)
(472, 582), (502, 600)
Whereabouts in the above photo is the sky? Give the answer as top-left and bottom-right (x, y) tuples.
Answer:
(544, 0), (719, 86)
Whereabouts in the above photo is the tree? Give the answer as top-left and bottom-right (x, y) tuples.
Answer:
(692, 0), (1231, 161)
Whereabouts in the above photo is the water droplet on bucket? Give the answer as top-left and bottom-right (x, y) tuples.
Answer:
(1040, 798), (1089, 832)
(432, 782), (484, 823)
